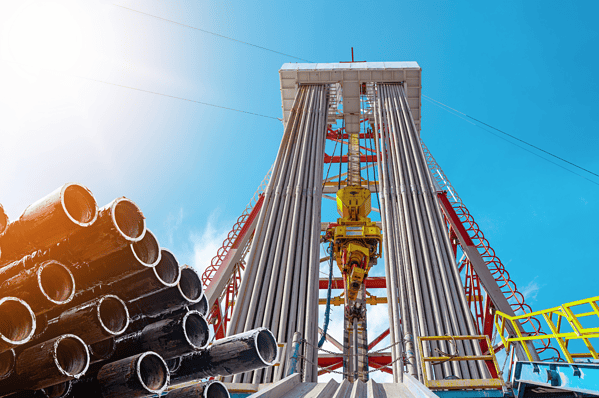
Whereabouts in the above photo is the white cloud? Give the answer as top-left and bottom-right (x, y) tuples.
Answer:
(189, 209), (231, 275)
(164, 207), (184, 247)
(522, 276), (543, 303)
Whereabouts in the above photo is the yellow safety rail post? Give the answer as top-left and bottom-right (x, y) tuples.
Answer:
(417, 335), (503, 390)
(494, 296), (599, 363)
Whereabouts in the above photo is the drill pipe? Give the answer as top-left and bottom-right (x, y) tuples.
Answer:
(78, 229), (160, 289)
(77, 351), (169, 398)
(3, 334), (89, 393)
(113, 311), (209, 362)
(167, 381), (229, 398)
(188, 293), (208, 317)
(0, 350), (15, 381)
(108, 248), (180, 301)
(0, 297), (36, 354)
(47, 197), (146, 267)
(166, 357), (181, 373)
(88, 339), (116, 365)
(129, 266), (203, 319)
(0, 184), (97, 265)
(1, 381), (72, 398)
(40, 381), (71, 398)
(0, 261), (75, 315)
(171, 328), (277, 385)
(45, 295), (129, 345)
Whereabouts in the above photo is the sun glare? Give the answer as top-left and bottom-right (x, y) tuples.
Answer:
(7, 2), (83, 72)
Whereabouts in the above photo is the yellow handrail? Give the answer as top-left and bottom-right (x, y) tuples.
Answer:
(417, 335), (503, 390)
(494, 296), (599, 363)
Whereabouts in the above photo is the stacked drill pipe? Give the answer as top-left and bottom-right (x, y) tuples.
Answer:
(373, 83), (489, 382)
(0, 184), (277, 396)
(226, 84), (329, 383)
(0, 183), (98, 266)
(0, 185), (156, 396)
(168, 380), (230, 398)
(170, 328), (277, 385)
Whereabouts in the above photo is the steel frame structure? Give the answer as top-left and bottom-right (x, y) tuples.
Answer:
(198, 62), (560, 392)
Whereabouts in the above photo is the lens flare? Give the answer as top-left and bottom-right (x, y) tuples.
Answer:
(7, 2), (82, 72)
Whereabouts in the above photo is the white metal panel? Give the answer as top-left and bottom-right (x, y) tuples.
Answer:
(279, 62), (421, 131)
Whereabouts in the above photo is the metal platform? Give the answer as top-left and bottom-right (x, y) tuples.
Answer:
(512, 361), (599, 397)
(226, 372), (439, 398)
(279, 62), (421, 133)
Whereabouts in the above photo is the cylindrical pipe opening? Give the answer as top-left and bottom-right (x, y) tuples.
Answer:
(179, 268), (203, 303)
(112, 198), (145, 242)
(98, 295), (129, 336)
(0, 349), (15, 380)
(131, 230), (160, 267)
(54, 335), (89, 377)
(189, 294), (209, 317)
(137, 352), (169, 394)
(42, 381), (72, 398)
(61, 184), (97, 226)
(0, 297), (36, 345)
(255, 329), (277, 366)
(184, 311), (209, 350)
(155, 249), (181, 286)
(205, 381), (230, 398)
(89, 338), (116, 362)
(38, 261), (75, 305)
(166, 357), (181, 373)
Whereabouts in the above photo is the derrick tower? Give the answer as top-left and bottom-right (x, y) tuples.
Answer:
(201, 62), (599, 397)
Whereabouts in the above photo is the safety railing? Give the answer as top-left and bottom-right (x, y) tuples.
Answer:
(495, 296), (599, 363)
(417, 335), (504, 390)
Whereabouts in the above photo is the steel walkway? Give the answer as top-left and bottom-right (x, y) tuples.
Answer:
(227, 373), (439, 398)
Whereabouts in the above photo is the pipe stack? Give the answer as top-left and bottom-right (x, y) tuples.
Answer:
(373, 84), (489, 382)
(226, 84), (329, 383)
(0, 184), (277, 397)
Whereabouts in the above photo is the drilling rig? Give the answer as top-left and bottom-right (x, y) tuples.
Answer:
(198, 61), (599, 398)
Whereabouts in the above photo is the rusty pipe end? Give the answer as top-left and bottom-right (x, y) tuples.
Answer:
(0, 349), (15, 380)
(52, 334), (90, 379)
(155, 249), (181, 287)
(97, 295), (129, 337)
(254, 328), (278, 366)
(131, 229), (161, 267)
(184, 311), (210, 350)
(205, 381), (230, 398)
(0, 203), (8, 235)
(137, 351), (169, 395)
(41, 381), (72, 398)
(37, 260), (76, 306)
(189, 293), (209, 317)
(107, 197), (146, 242)
(0, 297), (36, 347)
(60, 183), (98, 227)
(179, 267), (203, 304)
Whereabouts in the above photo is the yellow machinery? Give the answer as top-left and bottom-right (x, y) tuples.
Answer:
(323, 186), (382, 301)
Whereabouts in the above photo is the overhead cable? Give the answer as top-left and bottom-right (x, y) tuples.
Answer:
(79, 75), (282, 121)
(2, 58), (281, 121)
(423, 94), (599, 180)
(113, 4), (313, 63)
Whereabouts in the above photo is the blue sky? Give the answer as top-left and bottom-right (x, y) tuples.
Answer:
(1, 0), (598, 382)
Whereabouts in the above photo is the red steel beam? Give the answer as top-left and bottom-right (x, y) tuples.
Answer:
(323, 154), (378, 164)
(368, 328), (390, 350)
(319, 277), (387, 289)
(318, 356), (343, 368)
(368, 361), (393, 375)
(327, 132), (374, 140)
